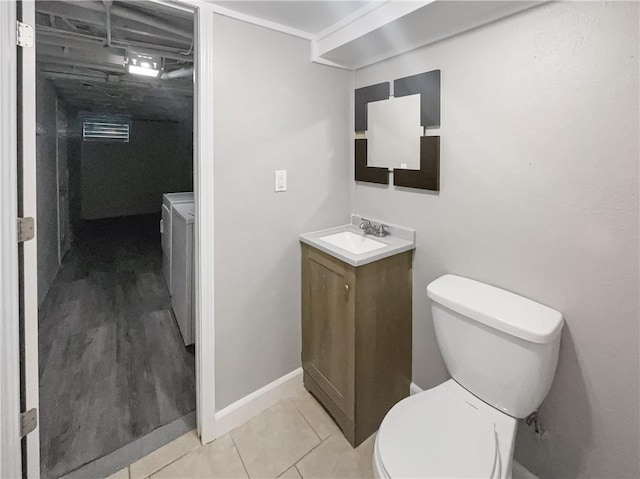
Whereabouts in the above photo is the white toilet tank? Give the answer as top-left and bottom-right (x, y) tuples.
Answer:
(427, 275), (563, 419)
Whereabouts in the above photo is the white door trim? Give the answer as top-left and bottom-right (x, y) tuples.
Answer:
(21, 1), (40, 476)
(151, 0), (217, 444)
(192, 1), (216, 444)
(0, 1), (22, 477)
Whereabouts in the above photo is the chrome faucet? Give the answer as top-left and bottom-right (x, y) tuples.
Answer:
(359, 218), (389, 238)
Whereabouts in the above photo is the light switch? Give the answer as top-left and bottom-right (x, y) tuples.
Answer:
(275, 170), (287, 192)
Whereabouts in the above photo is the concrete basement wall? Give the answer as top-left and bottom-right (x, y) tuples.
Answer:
(81, 119), (193, 219)
(36, 74), (64, 305)
(354, 2), (639, 477)
(212, 14), (352, 409)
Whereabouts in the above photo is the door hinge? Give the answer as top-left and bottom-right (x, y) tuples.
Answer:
(20, 408), (38, 438)
(18, 217), (35, 243)
(16, 21), (34, 48)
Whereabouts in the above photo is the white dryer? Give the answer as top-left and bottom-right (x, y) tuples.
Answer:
(161, 192), (194, 292)
(170, 202), (195, 346)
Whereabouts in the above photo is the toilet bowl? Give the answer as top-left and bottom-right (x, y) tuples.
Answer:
(373, 380), (516, 479)
(374, 274), (563, 479)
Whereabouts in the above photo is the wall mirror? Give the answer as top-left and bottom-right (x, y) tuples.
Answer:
(355, 70), (441, 190)
(367, 94), (422, 170)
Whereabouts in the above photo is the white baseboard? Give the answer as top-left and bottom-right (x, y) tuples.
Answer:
(410, 382), (538, 479)
(213, 367), (304, 437)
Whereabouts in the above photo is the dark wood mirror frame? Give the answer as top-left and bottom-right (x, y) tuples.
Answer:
(354, 70), (441, 191)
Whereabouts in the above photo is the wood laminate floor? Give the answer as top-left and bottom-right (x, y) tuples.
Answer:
(38, 214), (196, 479)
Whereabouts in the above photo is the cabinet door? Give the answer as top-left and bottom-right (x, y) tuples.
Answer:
(302, 245), (355, 420)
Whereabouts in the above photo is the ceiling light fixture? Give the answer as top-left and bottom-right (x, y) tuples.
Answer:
(127, 52), (161, 78)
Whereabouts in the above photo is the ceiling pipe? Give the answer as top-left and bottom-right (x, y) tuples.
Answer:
(37, 26), (194, 62)
(107, 4), (192, 40)
(103, 0), (113, 47)
(160, 66), (193, 80)
(37, 54), (126, 74)
(60, 17), (78, 31)
(60, 1), (192, 39)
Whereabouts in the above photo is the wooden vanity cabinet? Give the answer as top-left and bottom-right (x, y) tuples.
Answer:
(301, 243), (412, 447)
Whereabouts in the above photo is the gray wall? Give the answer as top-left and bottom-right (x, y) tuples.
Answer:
(212, 14), (352, 409)
(36, 74), (62, 305)
(354, 2), (639, 478)
(81, 119), (192, 219)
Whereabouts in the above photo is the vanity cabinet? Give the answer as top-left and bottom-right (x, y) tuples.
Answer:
(301, 243), (412, 447)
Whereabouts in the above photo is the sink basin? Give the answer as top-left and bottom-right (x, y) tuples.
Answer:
(319, 231), (386, 255)
(300, 216), (415, 267)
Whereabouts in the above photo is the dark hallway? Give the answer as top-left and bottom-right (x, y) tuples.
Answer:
(38, 215), (195, 479)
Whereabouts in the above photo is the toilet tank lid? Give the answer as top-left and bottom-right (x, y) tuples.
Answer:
(427, 275), (563, 344)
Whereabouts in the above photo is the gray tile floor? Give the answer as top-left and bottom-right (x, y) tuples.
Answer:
(106, 390), (537, 479)
(108, 390), (377, 479)
(39, 215), (196, 479)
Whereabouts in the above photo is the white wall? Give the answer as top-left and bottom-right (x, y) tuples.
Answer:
(354, 2), (639, 478)
(36, 74), (62, 304)
(212, 14), (352, 409)
(81, 119), (192, 219)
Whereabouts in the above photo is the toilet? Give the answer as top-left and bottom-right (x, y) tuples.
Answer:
(374, 274), (563, 479)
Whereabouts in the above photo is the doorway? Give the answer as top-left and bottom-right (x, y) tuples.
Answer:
(2, 1), (216, 476)
(33, 2), (198, 477)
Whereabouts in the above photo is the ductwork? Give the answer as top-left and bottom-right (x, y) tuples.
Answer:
(103, 0), (112, 47)
(161, 66), (193, 80)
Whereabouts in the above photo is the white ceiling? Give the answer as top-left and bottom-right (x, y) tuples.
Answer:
(211, 1), (372, 36)
(209, 0), (544, 69)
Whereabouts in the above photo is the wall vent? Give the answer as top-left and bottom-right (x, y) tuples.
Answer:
(82, 117), (130, 142)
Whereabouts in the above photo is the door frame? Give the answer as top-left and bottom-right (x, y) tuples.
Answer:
(163, 0), (217, 445)
(1, 0), (217, 475)
(20, 0), (40, 476)
(0, 1), (22, 477)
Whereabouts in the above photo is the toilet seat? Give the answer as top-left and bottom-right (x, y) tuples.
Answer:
(375, 383), (502, 478)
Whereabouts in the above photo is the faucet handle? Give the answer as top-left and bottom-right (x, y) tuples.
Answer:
(376, 224), (389, 237)
(359, 218), (372, 229)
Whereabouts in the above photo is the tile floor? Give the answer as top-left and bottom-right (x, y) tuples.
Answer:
(107, 390), (376, 479)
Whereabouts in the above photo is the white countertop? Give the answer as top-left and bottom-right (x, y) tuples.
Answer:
(299, 215), (415, 267)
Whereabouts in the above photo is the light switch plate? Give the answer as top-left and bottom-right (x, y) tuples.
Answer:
(275, 170), (287, 192)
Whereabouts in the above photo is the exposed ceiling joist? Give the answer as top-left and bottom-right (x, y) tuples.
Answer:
(37, 42), (126, 64)
(39, 69), (107, 82)
(38, 55), (126, 74)
(36, 2), (192, 48)
(58, 0), (193, 39)
(40, 69), (194, 95)
(108, 18), (192, 47)
(36, 27), (194, 62)
(36, 2), (106, 27)
(36, 0), (195, 121)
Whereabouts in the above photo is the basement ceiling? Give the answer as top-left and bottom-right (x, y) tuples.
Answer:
(36, 0), (194, 121)
(36, 0), (545, 118)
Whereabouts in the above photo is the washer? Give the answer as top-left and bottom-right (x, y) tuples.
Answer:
(170, 202), (195, 346)
(161, 192), (194, 293)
